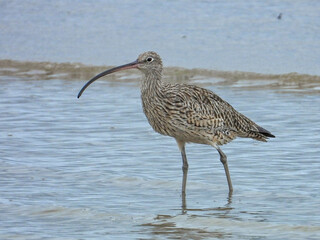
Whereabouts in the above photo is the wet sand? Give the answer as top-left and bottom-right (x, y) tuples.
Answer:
(2, 59), (320, 94)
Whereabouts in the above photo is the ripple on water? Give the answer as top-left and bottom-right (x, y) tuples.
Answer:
(0, 63), (320, 239)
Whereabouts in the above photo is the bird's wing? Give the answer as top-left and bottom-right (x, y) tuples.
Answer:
(163, 84), (272, 143)
(163, 84), (240, 131)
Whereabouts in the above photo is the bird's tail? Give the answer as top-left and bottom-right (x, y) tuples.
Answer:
(248, 125), (275, 142)
(257, 126), (275, 138)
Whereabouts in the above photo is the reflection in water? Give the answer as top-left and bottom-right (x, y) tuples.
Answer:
(142, 216), (231, 239)
(142, 195), (320, 240)
(182, 184), (233, 215)
(144, 195), (234, 239)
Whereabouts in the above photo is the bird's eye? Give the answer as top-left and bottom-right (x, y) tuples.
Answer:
(146, 57), (154, 62)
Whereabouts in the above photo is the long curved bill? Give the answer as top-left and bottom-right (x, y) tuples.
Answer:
(77, 60), (139, 98)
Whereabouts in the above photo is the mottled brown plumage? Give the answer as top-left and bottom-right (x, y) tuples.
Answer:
(78, 51), (275, 203)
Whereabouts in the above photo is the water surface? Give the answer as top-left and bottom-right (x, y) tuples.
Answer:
(1, 0), (320, 74)
(0, 62), (319, 239)
(1, 1), (320, 239)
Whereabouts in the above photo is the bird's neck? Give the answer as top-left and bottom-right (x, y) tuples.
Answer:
(141, 70), (163, 96)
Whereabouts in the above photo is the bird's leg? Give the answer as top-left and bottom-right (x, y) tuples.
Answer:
(181, 145), (188, 194)
(181, 146), (188, 210)
(215, 146), (233, 193)
(176, 140), (188, 209)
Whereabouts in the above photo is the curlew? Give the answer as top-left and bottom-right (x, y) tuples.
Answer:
(78, 51), (275, 201)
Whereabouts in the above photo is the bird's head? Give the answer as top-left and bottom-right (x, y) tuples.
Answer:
(136, 51), (163, 73)
(77, 51), (162, 98)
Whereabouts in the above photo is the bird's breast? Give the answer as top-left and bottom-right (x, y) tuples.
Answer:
(141, 92), (178, 136)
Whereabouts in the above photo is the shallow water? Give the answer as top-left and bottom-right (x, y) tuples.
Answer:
(0, 62), (320, 239)
(1, 1), (320, 239)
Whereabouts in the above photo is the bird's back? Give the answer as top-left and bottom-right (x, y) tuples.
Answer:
(142, 82), (274, 146)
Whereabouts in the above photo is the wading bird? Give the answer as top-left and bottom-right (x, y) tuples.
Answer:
(78, 51), (275, 205)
